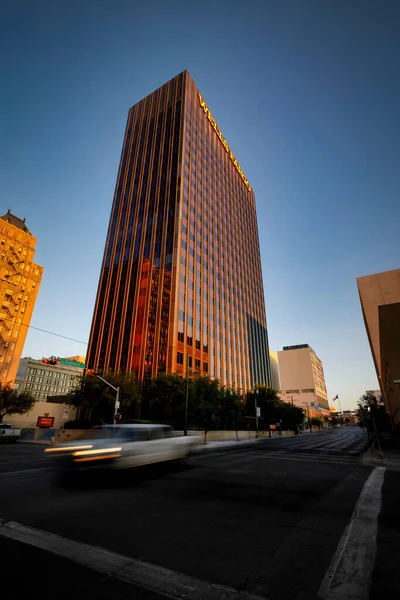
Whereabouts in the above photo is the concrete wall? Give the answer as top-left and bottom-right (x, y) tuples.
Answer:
(200, 429), (295, 442)
(4, 401), (76, 429)
(52, 428), (296, 444)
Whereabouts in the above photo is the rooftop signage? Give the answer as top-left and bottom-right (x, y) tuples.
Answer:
(41, 356), (86, 369)
(198, 93), (251, 192)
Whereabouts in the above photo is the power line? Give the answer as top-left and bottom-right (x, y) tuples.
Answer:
(1, 318), (88, 345)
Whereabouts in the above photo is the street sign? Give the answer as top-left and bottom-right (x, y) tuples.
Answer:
(115, 401), (120, 409)
(60, 358), (86, 369)
(269, 424), (277, 431)
(37, 416), (55, 428)
(256, 407), (261, 418)
(62, 408), (69, 420)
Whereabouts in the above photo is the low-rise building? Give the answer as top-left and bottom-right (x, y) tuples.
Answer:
(14, 356), (85, 401)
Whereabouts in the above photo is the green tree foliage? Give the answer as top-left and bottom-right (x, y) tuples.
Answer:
(146, 372), (191, 428)
(279, 402), (304, 430)
(310, 416), (323, 430)
(191, 375), (221, 443)
(69, 371), (139, 424)
(358, 392), (387, 432)
(217, 387), (244, 439)
(245, 386), (303, 432)
(0, 383), (35, 422)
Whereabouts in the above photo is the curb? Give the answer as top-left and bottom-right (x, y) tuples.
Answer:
(18, 440), (52, 445)
(362, 457), (400, 470)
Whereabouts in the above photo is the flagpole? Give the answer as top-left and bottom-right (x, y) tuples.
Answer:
(338, 397), (343, 417)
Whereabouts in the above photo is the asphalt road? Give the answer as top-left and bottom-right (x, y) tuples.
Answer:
(0, 427), (383, 599)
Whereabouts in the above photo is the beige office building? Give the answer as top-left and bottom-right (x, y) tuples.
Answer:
(269, 349), (281, 391)
(278, 344), (329, 410)
(357, 269), (400, 431)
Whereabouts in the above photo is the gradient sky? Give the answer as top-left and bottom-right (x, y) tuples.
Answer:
(1, 0), (399, 410)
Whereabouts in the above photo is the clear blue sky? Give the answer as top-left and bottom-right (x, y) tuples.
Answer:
(1, 1), (399, 410)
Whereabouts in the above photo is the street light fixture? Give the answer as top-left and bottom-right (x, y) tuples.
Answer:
(89, 372), (120, 425)
(254, 389), (259, 438)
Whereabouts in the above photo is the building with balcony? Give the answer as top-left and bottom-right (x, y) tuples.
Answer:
(0, 211), (43, 385)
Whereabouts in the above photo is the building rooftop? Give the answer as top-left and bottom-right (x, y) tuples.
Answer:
(282, 344), (309, 351)
(0, 210), (31, 234)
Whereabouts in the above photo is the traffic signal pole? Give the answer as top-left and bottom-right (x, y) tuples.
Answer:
(91, 373), (120, 425)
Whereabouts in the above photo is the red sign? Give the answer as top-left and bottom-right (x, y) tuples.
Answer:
(37, 416), (55, 428)
(269, 424), (277, 431)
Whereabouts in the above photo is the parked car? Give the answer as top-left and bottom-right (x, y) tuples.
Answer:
(45, 424), (201, 472)
(0, 423), (21, 443)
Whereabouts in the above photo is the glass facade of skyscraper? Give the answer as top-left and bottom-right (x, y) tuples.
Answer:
(87, 70), (271, 391)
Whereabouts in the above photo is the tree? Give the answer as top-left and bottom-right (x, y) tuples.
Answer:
(279, 402), (304, 431)
(358, 392), (387, 433)
(192, 376), (220, 443)
(146, 372), (189, 427)
(218, 387), (244, 440)
(69, 371), (139, 424)
(0, 383), (35, 423)
(245, 385), (280, 429)
(310, 417), (323, 431)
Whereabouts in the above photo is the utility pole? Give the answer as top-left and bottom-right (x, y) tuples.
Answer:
(184, 353), (189, 436)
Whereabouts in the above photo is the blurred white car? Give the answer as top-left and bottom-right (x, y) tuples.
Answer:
(45, 424), (201, 471)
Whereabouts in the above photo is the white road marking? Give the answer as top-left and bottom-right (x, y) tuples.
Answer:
(258, 454), (362, 466)
(318, 466), (385, 600)
(0, 520), (263, 600)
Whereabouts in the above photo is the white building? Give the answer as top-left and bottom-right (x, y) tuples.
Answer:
(14, 356), (85, 401)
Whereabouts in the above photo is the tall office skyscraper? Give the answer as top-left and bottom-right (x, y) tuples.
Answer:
(0, 211), (43, 385)
(87, 71), (270, 392)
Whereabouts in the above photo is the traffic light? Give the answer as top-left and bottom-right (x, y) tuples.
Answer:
(42, 357), (58, 365)
(86, 369), (96, 376)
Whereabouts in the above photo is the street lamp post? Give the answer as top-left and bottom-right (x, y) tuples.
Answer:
(184, 353), (189, 436)
(94, 374), (120, 425)
(255, 389), (259, 438)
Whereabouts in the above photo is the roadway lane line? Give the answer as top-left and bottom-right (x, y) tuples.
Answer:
(318, 466), (385, 600)
(256, 453), (362, 466)
(0, 519), (264, 600)
(0, 467), (52, 480)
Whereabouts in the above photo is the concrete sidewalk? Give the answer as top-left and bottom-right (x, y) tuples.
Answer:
(363, 433), (400, 470)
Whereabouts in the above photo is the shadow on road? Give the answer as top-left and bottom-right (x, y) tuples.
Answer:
(55, 459), (194, 490)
